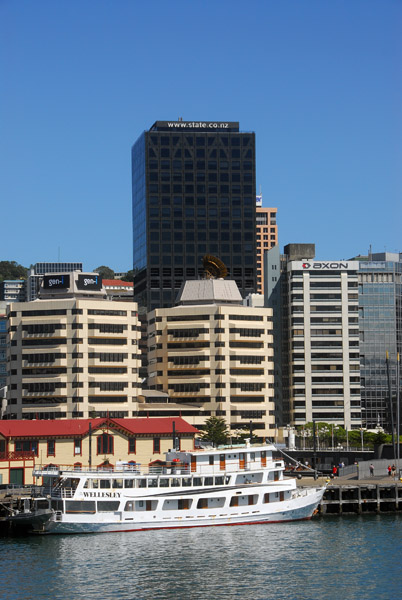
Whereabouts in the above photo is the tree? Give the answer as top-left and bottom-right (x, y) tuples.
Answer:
(0, 261), (28, 282)
(94, 265), (115, 279)
(122, 269), (135, 282)
(199, 416), (229, 447)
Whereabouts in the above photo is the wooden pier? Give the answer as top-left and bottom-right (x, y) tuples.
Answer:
(297, 475), (402, 516)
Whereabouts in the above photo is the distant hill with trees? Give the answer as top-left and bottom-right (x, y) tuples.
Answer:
(0, 261), (28, 283)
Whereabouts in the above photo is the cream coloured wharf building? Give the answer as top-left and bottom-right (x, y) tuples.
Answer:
(5, 272), (141, 420)
(147, 279), (275, 437)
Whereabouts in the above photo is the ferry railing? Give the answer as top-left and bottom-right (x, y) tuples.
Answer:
(33, 459), (285, 479)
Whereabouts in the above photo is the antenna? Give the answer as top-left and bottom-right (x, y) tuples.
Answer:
(202, 255), (228, 279)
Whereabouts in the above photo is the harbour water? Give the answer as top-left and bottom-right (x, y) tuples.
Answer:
(1, 515), (401, 600)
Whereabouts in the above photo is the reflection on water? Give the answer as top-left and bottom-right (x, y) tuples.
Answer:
(1, 516), (401, 600)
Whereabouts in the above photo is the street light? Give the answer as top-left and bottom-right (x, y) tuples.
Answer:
(360, 428), (365, 452)
(331, 424), (339, 450)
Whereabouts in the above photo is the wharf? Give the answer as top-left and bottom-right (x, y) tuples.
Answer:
(297, 474), (402, 515)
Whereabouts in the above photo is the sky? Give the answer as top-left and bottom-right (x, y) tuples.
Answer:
(1, 0), (401, 272)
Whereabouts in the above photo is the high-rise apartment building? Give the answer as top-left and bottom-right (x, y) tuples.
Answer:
(355, 252), (402, 429)
(0, 302), (7, 392)
(147, 278), (275, 437)
(256, 202), (278, 294)
(266, 244), (362, 430)
(132, 120), (257, 311)
(5, 271), (141, 420)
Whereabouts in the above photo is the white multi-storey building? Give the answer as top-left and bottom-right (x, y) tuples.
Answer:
(285, 259), (361, 429)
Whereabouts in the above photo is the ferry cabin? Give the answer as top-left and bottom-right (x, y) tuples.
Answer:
(38, 445), (300, 528)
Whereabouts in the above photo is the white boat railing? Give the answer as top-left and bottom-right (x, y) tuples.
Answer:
(33, 460), (284, 479)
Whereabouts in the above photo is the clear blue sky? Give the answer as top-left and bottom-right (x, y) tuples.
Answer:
(1, 1), (401, 272)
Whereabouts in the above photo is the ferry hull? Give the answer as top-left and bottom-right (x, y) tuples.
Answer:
(39, 489), (324, 535)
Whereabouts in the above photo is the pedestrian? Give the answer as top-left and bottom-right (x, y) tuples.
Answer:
(391, 464), (396, 477)
(332, 465), (338, 477)
(388, 465), (392, 477)
(369, 463), (374, 477)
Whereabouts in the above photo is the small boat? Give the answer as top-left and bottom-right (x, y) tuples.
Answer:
(25, 442), (325, 534)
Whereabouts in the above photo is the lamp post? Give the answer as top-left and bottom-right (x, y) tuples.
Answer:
(331, 425), (339, 450)
(360, 428), (365, 452)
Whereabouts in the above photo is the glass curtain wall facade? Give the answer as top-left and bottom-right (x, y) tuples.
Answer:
(132, 121), (257, 311)
(358, 253), (402, 429)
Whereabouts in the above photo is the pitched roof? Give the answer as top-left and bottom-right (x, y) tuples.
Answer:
(0, 417), (198, 439)
(176, 279), (243, 306)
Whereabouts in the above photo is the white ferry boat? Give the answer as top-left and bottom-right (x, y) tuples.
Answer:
(28, 442), (325, 534)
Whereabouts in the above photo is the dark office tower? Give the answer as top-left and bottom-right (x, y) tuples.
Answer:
(132, 120), (257, 311)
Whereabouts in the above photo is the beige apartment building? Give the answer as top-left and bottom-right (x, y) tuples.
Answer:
(256, 206), (278, 294)
(147, 279), (276, 438)
(5, 272), (141, 420)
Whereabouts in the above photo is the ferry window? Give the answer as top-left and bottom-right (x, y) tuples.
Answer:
(66, 501), (96, 514)
(128, 438), (136, 453)
(124, 501), (134, 511)
(92, 479), (99, 489)
(83, 480), (90, 488)
(135, 500), (157, 511)
(182, 478), (192, 487)
(162, 499), (192, 511)
(112, 479), (123, 489)
(225, 476), (231, 485)
(160, 478), (170, 487)
(97, 501), (120, 512)
(100, 479), (111, 489)
(74, 439), (82, 455)
(264, 493), (270, 503)
(148, 479), (158, 488)
(251, 453), (255, 461)
(171, 478), (181, 487)
(124, 479), (135, 488)
(204, 477), (213, 486)
(209, 455), (214, 465)
(197, 497), (225, 509)
(153, 438), (161, 453)
(47, 440), (55, 456)
(193, 477), (202, 486)
(215, 476), (224, 485)
(230, 496), (239, 507)
(97, 433), (113, 455)
(137, 479), (147, 488)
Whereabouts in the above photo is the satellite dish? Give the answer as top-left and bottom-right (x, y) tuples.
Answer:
(202, 255), (228, 279)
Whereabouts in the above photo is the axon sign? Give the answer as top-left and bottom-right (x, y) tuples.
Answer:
(290, 261), (357, 272)
(302, 263), (348, 271)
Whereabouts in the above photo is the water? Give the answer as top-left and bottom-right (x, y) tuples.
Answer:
(1, 516), (401, 600)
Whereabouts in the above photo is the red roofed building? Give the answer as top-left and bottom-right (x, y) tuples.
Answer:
(0, 417), (199, 485)
(102, 280), (134, 301)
